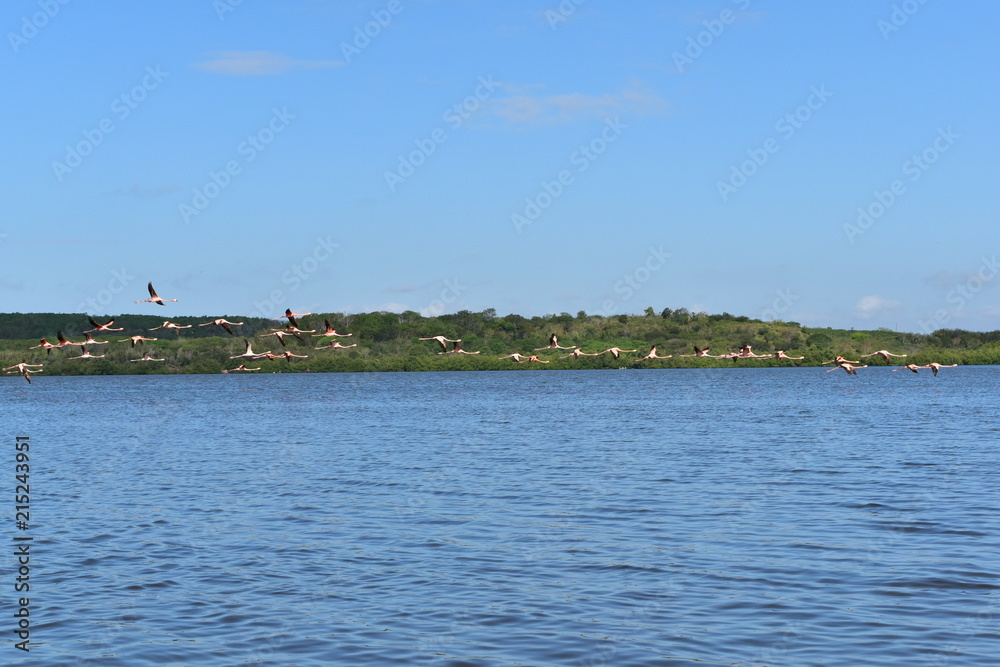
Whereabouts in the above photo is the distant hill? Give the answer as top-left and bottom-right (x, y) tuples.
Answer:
(2, 308), (998, 375)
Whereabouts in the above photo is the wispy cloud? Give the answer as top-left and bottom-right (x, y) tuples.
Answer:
(483, 80), (667, 125)
(195, 51), (344, 76)
(855, 295), (903, 320)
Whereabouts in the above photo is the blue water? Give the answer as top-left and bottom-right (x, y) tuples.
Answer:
(5, 367), (1000, 665)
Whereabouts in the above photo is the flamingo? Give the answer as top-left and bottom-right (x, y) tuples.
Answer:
(199, 319), (243, 335)
(117, 335), (158, 348)
(524, 355), (550, 363)
(771, 350), (804, 360)
(4, 362), (42, 383)
(892, 364), (923, 374)
(598, 347), (638, 360)
(57, 332), (81, 347)
(314, 340), (356, 350)
(80, 332), (109, 345)
(922, 362), (958, 376)
(313, 320), (352, 338)
(149, 321), (192, 334)
(679, 346), (717, 358)
(230, 339), (270, 360)
(135, 282), (178, 305)
(29, 338), (60, 354)
(255, 351), (308, 362)
(862, 350), (907, 362)
(223, 364), (261, 373)
(283, 308), (312, 320)
(84, 317), (123, 333)
(636, 346), (672, 361)
(499, 353), (530, 363)
(727, 344), (768, 362)
(261, 330), (303, 347)
(130, 352), (165, 362)
(420, 335), (461, 352)
(534, 334), (576, 351)
(822, 356), (861, 366)
(438, 341), (479, 355)
(68, 346), (105, 359)
(558, 348), (600, 359)
(826, 362), (866, 375)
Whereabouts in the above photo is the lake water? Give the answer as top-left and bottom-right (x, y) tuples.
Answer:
(5, 367), (1000, 665)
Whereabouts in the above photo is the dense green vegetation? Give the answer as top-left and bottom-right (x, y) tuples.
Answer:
(2, 308), (998, 376)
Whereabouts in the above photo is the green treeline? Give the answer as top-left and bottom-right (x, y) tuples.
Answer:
(2, 308), (999, 376)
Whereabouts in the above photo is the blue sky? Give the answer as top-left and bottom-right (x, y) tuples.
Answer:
(3, 0), (998, 333)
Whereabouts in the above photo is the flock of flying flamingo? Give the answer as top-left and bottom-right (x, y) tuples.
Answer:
(4, 282), (962, 383)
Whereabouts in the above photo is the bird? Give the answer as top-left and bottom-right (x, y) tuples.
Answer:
(283, 309), (312, 320)
(57, 332), (83, 347)
(558, 348), (600, 359)
(29, 338), (60, 354)
(499, 353), (530, 363)
(822, 356), (860, 366)
(84, 317), (123, 333)
(636, 346), (672, 361)
(149, 321), (192, 334)
(261, 330), (303, 347)
(534, 334), (576, 350)
(199, 319), (243, 335)
(598, 347), (637, 360)
(770, 350), (804, 360)
(129, 352), (165, 362)
(826, 362), (866, 375)
(135, 282), (178, 305)
(223, 364), (261, 373)
(117, 335), (158, 347)
(922, 362), (958, 376)
(438, 341), (479, 354)
(729, 344), (767, 362)
(420, 335), (461, 352)
(679, 346), (717, 358)
(68, 346), (105, 359)
(892, 364), (923, 374)
(80, 332), (109, 345)
(314, 340), (356, 350)
(524, 355), (550, 363)
(4, 362), (42, 383)
(312, 320), (352, 338)
(230, 340), (270, 359)
(255, 351), (308, 362)
(861, 350), (908, 362)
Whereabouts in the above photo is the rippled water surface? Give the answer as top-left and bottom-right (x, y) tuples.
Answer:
(5, 367), (1000, 665)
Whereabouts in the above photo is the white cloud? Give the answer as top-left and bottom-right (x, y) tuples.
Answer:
(484, 80), (668, 125)
(195, 51), (343, 76)
(854, 295), (903, 320)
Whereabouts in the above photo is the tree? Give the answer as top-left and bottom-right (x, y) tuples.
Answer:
(644, 307), (655, 317)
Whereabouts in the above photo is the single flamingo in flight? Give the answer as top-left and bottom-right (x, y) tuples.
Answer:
(420, 335), (462, 352)
(499, 353), (531, 363)
(314, 340), (356, 350)
(558, 348), (600, 359)
(770, 350), (804, 360)
(149, 321), (192, 334)
(679, 346), (718, 358)
(892, 364), (923, 374)
(135, 282), (178, 305)
(261, 330), (303, 347)
(822, 356), (860, 366)
(826, 362), (866, 375)
(130, 352), (165, 362)
(534, 334), (576, 351)
(438, 341), (479, 354)
(117, 335), (158, 347)
(230, 340), (270, 359)
(313, 320), (352, 338)
(199, 319), (243, 335)
(68, 346), (105, 359)
(223, 364), (261, 373)
(524, 355), (550, 363)
(922, 362), (958, 376)
(636, 346), (672, 361)
(599, 347), (638, 360)
(862, 350), (907, 362)
(84, 317), (123, 333)
(29, 338), (59, 354)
